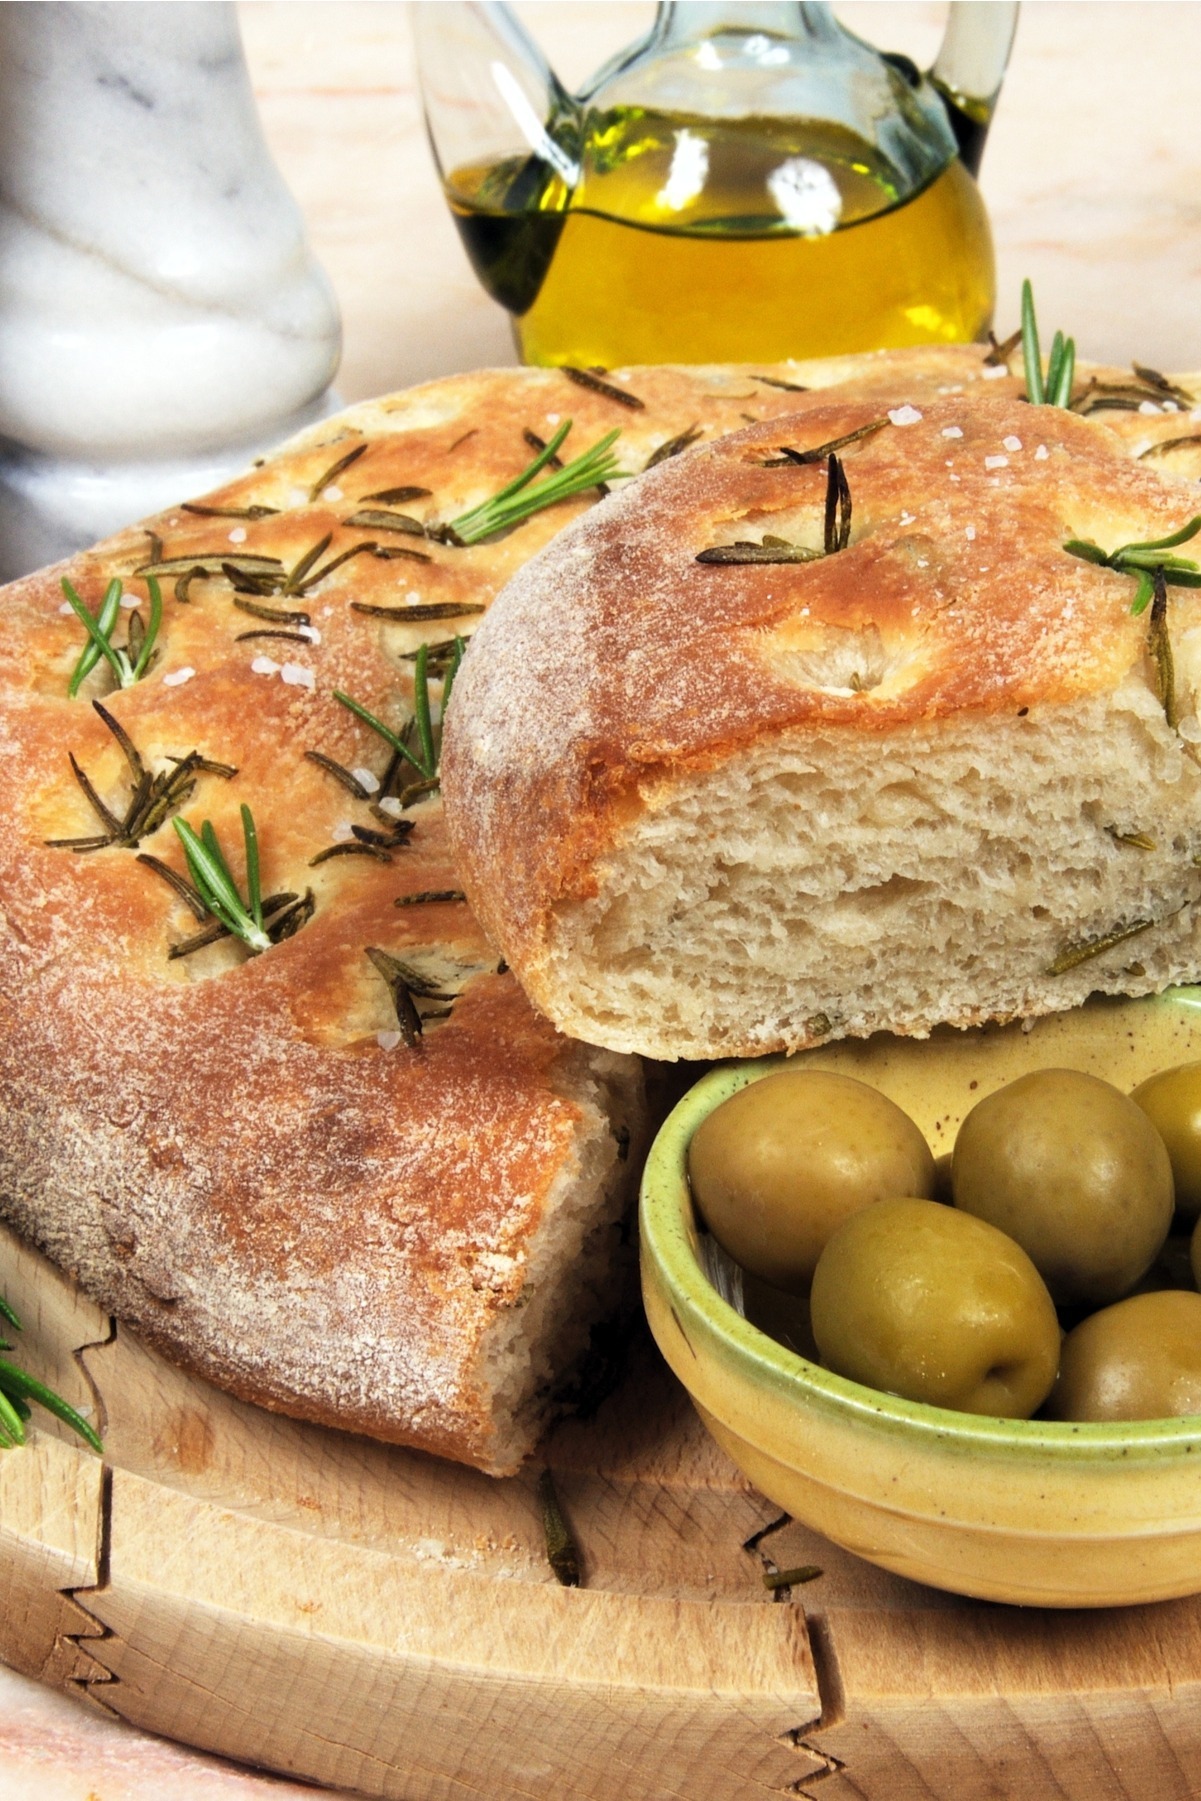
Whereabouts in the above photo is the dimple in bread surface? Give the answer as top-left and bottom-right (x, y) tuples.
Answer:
(442, 374), (1201, 1061)
(5, 354), (1000, 1472)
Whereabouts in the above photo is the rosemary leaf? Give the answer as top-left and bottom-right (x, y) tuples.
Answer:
(766, 417), (888, 467)
(763, 1564), (822, 1591)
(752, 373), (810, 392)
(232, 596), (311, 626)
(351, 600), (484, 622)
(182, 502), (279, 520)
(304, 749), (373, 800)
(1107, 827), (1157, 851)
(359, 485), (431, 506)
(1148, 568), (1178, 728)
(136, 852), (209, 919)
(334, 691), (428, 777)
(563, 366), (644, 410)
(309, 442), (367, 503)
(284, 534), (333, 596)
(395, 889), (466, 906)
(295, 540), (379, 594)
(1047, 916), (1160, 975)
(696, 541), (822, 566)
(537, 1468), (580, 1586)
(1020, 278), (1045, 406)
(1138, 435), (1201, 461)
(342, 509), (430, 536)
(309, 841), (393, 866)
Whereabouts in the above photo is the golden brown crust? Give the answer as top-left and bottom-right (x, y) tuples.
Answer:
(4, 353), (980, 1470)
(442, 366), (1201, 1019)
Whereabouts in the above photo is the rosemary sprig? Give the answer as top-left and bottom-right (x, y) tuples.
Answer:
(445, 422), (625, 545)
(333, 637), (465, 785)
(1063, 515), (1201, 613)
(45, 702), (236, 853)
(698, 452), (853, 565)
(172, 806), (274, 953)
(1020, 279), (1075, 408)
(64, 576), (162, 696)
(0, 1292), (102, 1455)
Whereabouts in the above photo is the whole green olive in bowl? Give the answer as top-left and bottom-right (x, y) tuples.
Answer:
(687, 1068), (935, 1292)
(810, 1197), (1060, 1418)
(1133, 1062), (1201, 1222)
(951, 1069), (1173, 1305)
(1048, 1290), (1201, 1421)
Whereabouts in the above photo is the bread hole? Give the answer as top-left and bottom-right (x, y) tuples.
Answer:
(773, 622), (893, 695)
(835, 873), (932, 915)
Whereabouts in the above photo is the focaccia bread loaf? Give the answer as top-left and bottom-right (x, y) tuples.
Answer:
(442, 354), (1201, 1063)
(0, 352), (955, 1473)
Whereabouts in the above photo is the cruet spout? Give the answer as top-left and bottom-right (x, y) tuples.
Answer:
(413, 3), (579, 201)
(932, 3), (1020, 175)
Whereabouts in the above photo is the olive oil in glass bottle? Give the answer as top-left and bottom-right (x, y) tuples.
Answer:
(417, 3), (1017, 368)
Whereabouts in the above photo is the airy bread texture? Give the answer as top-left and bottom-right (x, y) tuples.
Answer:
(443, 356), (1201, 1062)
(0, 355), (914, 1473)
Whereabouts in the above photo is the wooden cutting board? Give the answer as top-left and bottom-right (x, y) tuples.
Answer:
(3, 1216), (1200, 1801)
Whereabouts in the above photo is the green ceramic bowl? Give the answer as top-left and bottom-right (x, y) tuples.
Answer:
(640, 1050), (1201, 1609)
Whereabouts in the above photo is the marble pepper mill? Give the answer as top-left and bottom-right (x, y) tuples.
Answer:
(0, 1), (341, 581)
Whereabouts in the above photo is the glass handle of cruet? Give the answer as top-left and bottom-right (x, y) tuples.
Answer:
(930, 2), (1020, 177)
(411, 1), (580, 194)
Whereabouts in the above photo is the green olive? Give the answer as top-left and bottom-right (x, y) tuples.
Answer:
(951, 1069), (1173, 1306)
(1047, 1290), (1201, 1421)
(809, 1197), (1060, 1418)
(687, 1070), (935, 1293)
(1132, 1062), (1201, 1222)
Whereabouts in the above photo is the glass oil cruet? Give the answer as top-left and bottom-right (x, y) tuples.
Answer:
(414, 1), (1018, 368)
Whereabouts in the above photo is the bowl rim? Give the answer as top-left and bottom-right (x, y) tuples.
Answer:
(640, 1052), (1201, 1462)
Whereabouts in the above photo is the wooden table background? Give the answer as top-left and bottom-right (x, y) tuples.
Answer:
(5, 5), (1201, 1797)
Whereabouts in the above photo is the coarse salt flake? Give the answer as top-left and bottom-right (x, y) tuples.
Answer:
(965, 525), (977, 541)
(546, 412), (560, 425)
(120, 591), (140, 609)
(888, 405), (923, 427)
(331, 820), (355, 842)
(298, 624), (321, 644)
(281, 662), (315, 689)
(58, 600), (74, 616)
(228, 527), (247, 543)
(941, 426), (963, 439)
(288, 488), (308, 507)
(352, 766), (379, 793)
(1035, 445), (1049, 460)
(1139, 401), (1162, 416)
(377, 796), (403, 819)
(377, 1030), (402, 1051)
(982, 363), (1008, 381)
(984, 454), (1009, 470)
(251, 655), (280, 676)
(162, 666), (195, 687)
(899, 511), (915, 526)
(326, 486), (344, 502)
(1002, 435), (1023, 452)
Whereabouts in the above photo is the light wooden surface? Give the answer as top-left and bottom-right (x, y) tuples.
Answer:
(241, 1), (1201, 401)
(4, 1219), (1201, 1801)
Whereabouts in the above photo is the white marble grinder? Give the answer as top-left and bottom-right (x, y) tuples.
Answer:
(0, 1), (341, 580)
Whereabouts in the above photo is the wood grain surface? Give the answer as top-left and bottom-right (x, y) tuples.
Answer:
(4, 1219), (1201, 1799)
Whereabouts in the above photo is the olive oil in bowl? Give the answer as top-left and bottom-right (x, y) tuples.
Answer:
(448, 109), (994, 368)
